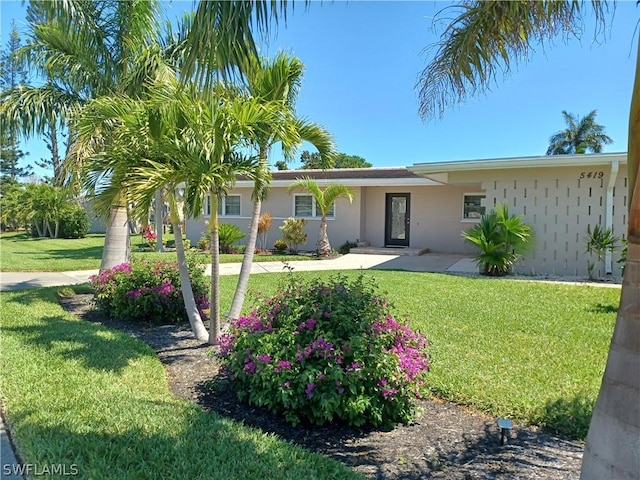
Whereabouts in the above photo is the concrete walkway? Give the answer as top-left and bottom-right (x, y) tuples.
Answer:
(0, 253), (478, 292)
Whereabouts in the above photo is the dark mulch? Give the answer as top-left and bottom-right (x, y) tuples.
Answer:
(60, 294), (584, 480)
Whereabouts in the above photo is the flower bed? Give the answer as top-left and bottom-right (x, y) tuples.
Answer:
(218, 273), (429, 427)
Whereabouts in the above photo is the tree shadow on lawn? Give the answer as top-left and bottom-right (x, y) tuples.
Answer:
(32, 245), (104, 261)
(7, 403), (357, 480)
(539, 394), (594, 441)
(2, 313), (154, 373)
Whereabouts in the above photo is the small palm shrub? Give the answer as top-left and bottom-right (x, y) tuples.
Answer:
(462, 203), (533, 276)
(280, 217), (307, 253)
(218, 273), (430, 428)
(219, 223), (246, 253)
(90, 257), (209, 323)
(585, 224), (620, 279)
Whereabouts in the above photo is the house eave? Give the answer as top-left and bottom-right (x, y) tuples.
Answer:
(408, 152), (627, 178)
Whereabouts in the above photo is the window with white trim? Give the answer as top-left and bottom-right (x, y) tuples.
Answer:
(204, 194), (241, 217)
(294, 195), (334, 218)
(463, 194), (485, 220)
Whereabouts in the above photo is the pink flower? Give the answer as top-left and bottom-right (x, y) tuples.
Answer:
(305, 382), (316, 398)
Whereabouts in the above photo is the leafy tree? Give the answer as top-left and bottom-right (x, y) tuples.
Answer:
(417, 2), (638, 477)
(299, 150), (330, 169)
(0, 20), (33, 182)
(546, 110), (613, 155)
(299, 150), (371, 169)
(334, 153), (372, 168)
(288, 177), (355, 256)
(274, 160), (288, 170)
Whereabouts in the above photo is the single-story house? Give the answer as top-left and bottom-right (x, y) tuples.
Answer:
(185, 152), (628, 278)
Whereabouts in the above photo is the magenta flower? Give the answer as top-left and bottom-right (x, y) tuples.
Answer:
(305, 382), (316, 398)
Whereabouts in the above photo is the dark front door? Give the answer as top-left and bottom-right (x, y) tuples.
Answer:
(385, 193), (410, 247)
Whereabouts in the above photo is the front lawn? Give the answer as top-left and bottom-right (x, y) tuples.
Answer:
(229, 271), (618, 439)
(1, 270), (618, 476)
(0, 232), (313, 272)
(0, 287), (362, 480)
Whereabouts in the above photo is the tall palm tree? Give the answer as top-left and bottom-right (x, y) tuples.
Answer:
(417, 2), (638, 478)
(227, 53), (336, 321)
(120, 81), (276, 344)
(546, 110), (613, 155)
(2, 0), (162, 271)
(287, 177), (355, 257)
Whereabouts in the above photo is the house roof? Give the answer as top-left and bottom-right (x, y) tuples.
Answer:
(408, 152), (627, 185)
(408, 152), (627, 175)
(236, 167), (439, 187)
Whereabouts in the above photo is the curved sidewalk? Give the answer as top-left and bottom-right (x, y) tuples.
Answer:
(0, 253), (477, 292)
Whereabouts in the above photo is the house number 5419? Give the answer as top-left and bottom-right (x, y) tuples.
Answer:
(579, 171), (604, 179)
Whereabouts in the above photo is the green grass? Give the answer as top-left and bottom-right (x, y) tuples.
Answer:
(0, 271), (619, 477)
(0, 231), (313, 272)
(222, 270), (618, 439)
(0, 287), (362, 480)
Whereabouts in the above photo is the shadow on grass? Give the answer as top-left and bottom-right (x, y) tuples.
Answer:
(7, 405), (357, 480)
(588, 302), (618, 314)
(2, 312), (153, 373)
(30, 245), (104, 261)
(539, 394), (594, 440)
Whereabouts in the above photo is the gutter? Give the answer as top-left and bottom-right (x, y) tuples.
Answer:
(605, 160), (619, 274)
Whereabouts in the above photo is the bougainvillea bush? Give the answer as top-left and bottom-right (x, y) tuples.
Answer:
(90, 257), (209, 323)
(218, 273), (429, 428)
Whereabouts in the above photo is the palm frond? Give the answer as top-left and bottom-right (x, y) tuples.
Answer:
(417, 1), (612, 120)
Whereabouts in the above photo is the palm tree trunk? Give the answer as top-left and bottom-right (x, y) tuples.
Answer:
(580, 244), (640, 479)
(317, 216), (331, 256)
(208, 190), (221, 345)
(228, 197), (261, 320)
(100, 202), (131, 271)
(155, 189), (164, 252)
(170, 200), (208, 342)
(580, 33), (640, 480)
(229, 151), (269, 320)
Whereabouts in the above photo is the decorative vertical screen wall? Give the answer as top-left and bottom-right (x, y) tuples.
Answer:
(481, 164), (627, 277)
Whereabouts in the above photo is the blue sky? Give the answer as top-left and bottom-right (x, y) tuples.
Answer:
(1, 0), (638, 176)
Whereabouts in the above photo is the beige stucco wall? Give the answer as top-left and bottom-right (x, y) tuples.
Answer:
(469, 163), (628, 277)
(359, 185), (479, 254)
(185, 186), (363, 252)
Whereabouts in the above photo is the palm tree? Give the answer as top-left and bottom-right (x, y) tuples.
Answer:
(227, 53), (336, 321)
(417, 2), (638, 478)
(546, 110), (613, 155)
(119, 79), (277, 344)
(287, 177), (355, 257)
(2, 1), (162, 271)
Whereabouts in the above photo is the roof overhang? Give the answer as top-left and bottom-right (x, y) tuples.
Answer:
(408, 152), (627, 183)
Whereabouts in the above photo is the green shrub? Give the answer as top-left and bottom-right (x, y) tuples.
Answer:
(219, 223), (246, 254)
(90, 257), (209, 323)
(280, 217), (307, 253)
(58, 205), (90, 239)
(197, 232), (210, 251)
(273, 239), (288, 253)
(218, 273), (430, 428)
(462, 203), (533, 276)
(338, 240), (357, 255)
